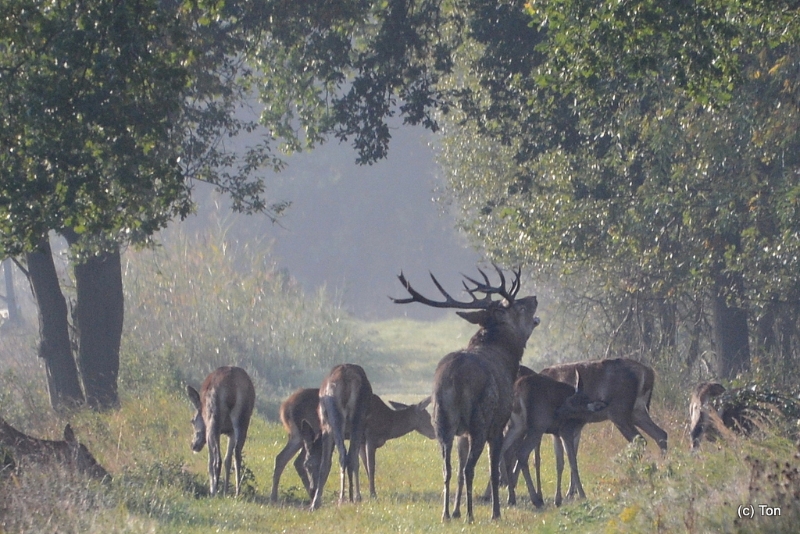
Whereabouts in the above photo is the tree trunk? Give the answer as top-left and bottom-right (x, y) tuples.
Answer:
(712, 274), (751, 379)
(25, 239), (84, 409)
(2, 258), (24, 329)
(69, 241), (124, 410)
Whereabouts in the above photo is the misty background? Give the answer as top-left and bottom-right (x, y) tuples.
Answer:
(186, 125), (485, 321)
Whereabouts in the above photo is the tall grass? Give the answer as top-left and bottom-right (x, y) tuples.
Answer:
(121, 224), (380, 415)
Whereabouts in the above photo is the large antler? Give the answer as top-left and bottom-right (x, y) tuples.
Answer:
(391, 265), (521, 309)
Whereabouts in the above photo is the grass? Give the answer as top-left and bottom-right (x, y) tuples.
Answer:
(2, 317), (800, 532)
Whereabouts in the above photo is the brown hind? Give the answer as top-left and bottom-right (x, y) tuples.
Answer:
(186, 366), (255, 496)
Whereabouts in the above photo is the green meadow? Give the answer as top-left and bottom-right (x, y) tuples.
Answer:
(1, 235), (798, 533)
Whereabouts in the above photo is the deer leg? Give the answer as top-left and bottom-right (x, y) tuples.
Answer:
(346, 435), (363, 502)
(362, 442), (378, 498)
(440, 438), (453, 521)
(233, 419), (250, 497)
(310, 432), (334, 510)
(271, 437), (303, 502)
(499, 418), (524, 506)
(464, 433), (486, 523)
(223, 432), (235, 496)
(515, 432), (544, 508)
(554, 435), (565, 506)
(206, 427), (222, 496)
(612, 418), (643, 447)
(294, 450), (315, 498)
(561, 426), (586, 501)
(452, 436), (468, 518)
(488, 431), (504, 520)
(533, 442), (543, 506)
(564, 425), (583, 498)
(633, 409), (669, 452)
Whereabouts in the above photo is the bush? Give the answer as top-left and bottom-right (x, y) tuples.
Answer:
(121, 224), (379, 408)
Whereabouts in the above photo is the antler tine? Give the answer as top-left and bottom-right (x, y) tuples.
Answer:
(391, 271), (493, 309)
(461, 264), (516, 303)
(509, 266), (522, 298)
(428, 272), (460, 302)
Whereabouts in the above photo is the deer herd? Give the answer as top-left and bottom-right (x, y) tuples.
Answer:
(0, 266), (777, 522)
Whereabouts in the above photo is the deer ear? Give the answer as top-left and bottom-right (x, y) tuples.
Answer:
(186, 385), (201, 410)
(456, 310), (490, 325)
(63, 424), (76, 443)
(418, 396), (432, 410)
(388, 400), (409, 410)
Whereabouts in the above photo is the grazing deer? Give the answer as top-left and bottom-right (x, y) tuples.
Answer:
(500, 371), (607, 508)
(270, 388), (321, 502)
(0, 416), (110, 481)
(689, 382), (730, 450)
(393, 265), (539, 521)
(688, 381), (800, 450)
(311, 363), (373, 509)
(271, 389), (435, 502)
(362, 395), (435, 498)
(539, 358), (668, 500)
(186, 366), (255, 497)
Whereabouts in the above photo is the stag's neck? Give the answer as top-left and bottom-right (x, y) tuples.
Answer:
(467, 326), (526, 371)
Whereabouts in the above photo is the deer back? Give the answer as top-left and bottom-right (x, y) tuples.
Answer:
(540, 358), (640, 424)
(281, 388), (321, 438)
(318, 364), (372, 435)
(187, 366), (255, 451)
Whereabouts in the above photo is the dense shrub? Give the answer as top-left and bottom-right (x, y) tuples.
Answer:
(121, 225), (379, 410)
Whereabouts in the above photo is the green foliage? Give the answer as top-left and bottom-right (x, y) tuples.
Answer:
(0, 0), (286, 258)
(430, 0), (800, 381)
(121, 223), (379, 404)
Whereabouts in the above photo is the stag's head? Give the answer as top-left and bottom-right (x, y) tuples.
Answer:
(186, 385), (207, 452)
(391, 265), (539, 345)
(64, 424), (111, 482)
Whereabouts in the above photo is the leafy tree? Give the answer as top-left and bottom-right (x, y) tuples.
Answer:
(435, 0), (800, 379)
(0, 0), (447, 410)
(0, 0), (283, 409)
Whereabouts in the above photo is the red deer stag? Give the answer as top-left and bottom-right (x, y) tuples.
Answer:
(392, 265), (539, 521)
(271, 388), (435, 502)
(0, 416), (110, 481)
(539, 358), (668, 500)
(500, 371), (607, 508)
(311, 363), (373, 509)
(186, 366), (255, 497)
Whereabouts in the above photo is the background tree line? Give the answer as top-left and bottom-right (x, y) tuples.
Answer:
(2, 0), (800, 411)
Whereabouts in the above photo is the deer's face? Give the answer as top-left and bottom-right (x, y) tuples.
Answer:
(557, 391), (607, 420)
(190, 410), (207, 452)
(63, 424), (111, 482)
(73, 442), (111, 481)
(509, 295), (540, 339)
(414, 401), (436, 440)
